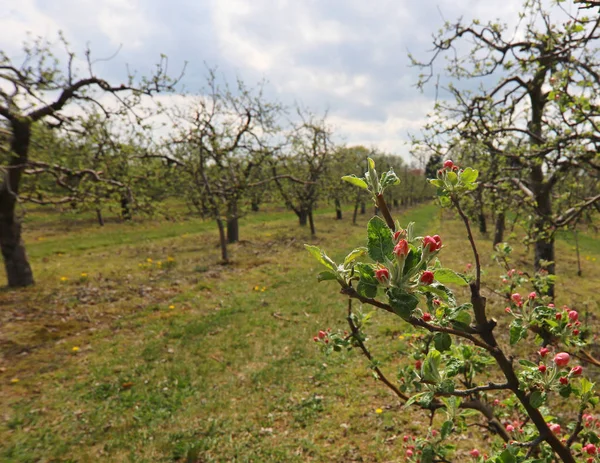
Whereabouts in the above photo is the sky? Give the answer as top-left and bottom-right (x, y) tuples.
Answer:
(0, 0), (552, 163)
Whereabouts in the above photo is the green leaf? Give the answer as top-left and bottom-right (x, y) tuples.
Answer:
(434, 332), (452, 352)
(387, 287), (419, 319)
(422, 350), (442, 383)
(403, 246), (424, 275)
(518, 359), (537, 368)
(304, 245), (337, 272)
(509, 320), (527, 345)
(460, 167), (479, 184)
(341, 175), (369, 190)
(367, 216), (394, 262)
(367, 157), (375, 169)
(434, 268), (468, 286)
(421, 446), (435, 463)
(446, 171), (458, 185)
(529, 391), (545, 409)
(429, 179), (443, 188)
(441, 420), (454, 439)
(355, 263), (378, 298)
(449, 304), (472, 326)
(380, 169), (401, 189)
(344, 247), (367, 266)
(316, 271), (337, 282)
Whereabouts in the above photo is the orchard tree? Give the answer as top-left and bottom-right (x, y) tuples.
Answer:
(164, 73), (284, 263)
(412, 0), (600, 296)
(0, 34), (180, 286)
(272, 111), (335, 236)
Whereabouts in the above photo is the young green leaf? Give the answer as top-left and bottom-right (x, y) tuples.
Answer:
(341, 175), (369, 190)
(367, 217), (394, 262)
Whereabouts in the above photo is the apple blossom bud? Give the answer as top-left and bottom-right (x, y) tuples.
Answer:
(554, 352), (570, 367)
(433, 299), (441, 306)
(505, 307), (512, 313)
(560, 377), (569, 385)
(403, 435), (410, 442)
(318, 330), (327, 339)
(452, 165), (459, 172)
(420, 271), (435, 285)
(571, 365), (583, 376)
(415, 360), (422, 369)
(556, 312), (562, 320)
(511, 293), (522, 305)
(568, 310), (578, 322)
(528, 292), (537, 300)
(538, 364), (547, 373)
(493, 399), (500, 406)
(539, 347), (550, 357)
(573, 329), (580, 335)
(406, 449), (413, 457)
(375, 267), (390, 285)
(585, 444), (597, 455)
(422, 313), (432, 322)
(393, 229), (407, 243)
(422, 236), (438, 253)
(432, 235), (442, 249)
(505, 424), (514, 432)
(394, 239), (409, 258)
(548, 303), (555, 308)
(469, 449), (480, 458)
(549, 423), (561, 434)
(443, 160), (454, 169)
(313, 336), (319, 342)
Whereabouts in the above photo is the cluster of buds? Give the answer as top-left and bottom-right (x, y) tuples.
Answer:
(537, 351), (583, 387)
(402, 435), (416, 459)
(583, 414), (600, 429)
(313, 329), (332, 344)
(437, 159), (459, 176)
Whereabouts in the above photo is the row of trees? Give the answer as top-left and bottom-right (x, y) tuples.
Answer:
(0, 37), (427, 287)
(412, 0), (600, 296)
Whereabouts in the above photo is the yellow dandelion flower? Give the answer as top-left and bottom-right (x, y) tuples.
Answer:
(60, 276), (68, 282)
(167, 256), (175, 262)
(147, 258), (153, 263)
(261, 287), (266, 292)
(10, 378), (19, 384)
(375, 408), (383, 414)
(72, 346), (80, 352)
(80, 273), (88, 277)
(398, 335), (404, 340)
(254, 285), (260, 291)
(157, 261), (163, 267)
(168, 305), (175, 309)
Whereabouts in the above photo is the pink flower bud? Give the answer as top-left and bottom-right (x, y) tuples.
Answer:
(554, 352), (570, 367)
(511, 293), (522, 304)
(528, 292), (537, 300)
(573, 329), (580, 335)
(432, 429), (438, 436)
(423, 236), (438, 252)
(324, 338), (329, 344)
(538, 364), (547, 373)
(556, 312), (562, 320)
(571, 365), (583, 376)
(539, 347), (550, 357)
(443, 160), (454, 169)
(505, 424), (514, 432)
(560, 377), (569, 385)
(548, 303), (555, 308)
(415, 360), (422, 369)
(432, 235), (442, 249)
(585, 444), (597, 455)
(452, 165), (459, 172)
(394, 239), (409, 258)
(318, 330), (327, 339)
(420, 271), (435, 286)
(375, 267), (390, 285)
(505, 307), (512, 313)
(422, 313), (432, 322)
(313, 336), (319, 342)
(393, 229), (406, 243)
(469, 449), (480, 458)
(403, 435), (410, 442)
(406, 449), (413, 457)
(549, 423), (561, 434)
(493, 399), (500, 406)
(433, 299), (441, 306)
(568, 310), (578, 322)
(502, 278), (508, 284)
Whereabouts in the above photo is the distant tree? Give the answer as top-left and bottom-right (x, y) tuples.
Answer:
(0, 34), (180, 286)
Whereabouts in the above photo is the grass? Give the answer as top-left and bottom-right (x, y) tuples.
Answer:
(1, 202), (599, 462)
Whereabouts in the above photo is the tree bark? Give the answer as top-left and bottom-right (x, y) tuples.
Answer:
(493, 212), (505, 247)
(478, 211), (487, 234)
(335, 198), (342, 220)
(308, 208), (316, 236)
(574, 227), (582, 277)
(353, 201), (359, 225)
(360, 201), (366, 215)
(0, 120), (34, 287)
(96, 209), (105, 227)
(120, 193), (132, 221)
(298, 209), (308, 226)
(216, 217), (228, 263)
(226, 201), (239, 244)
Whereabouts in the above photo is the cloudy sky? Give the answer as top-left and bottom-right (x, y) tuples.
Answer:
(0, 0), (556, 162)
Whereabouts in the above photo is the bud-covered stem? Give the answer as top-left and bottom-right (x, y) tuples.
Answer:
(376, 193), (395, 231)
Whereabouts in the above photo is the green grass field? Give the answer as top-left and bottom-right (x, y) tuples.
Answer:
(1, 203), (599, 462)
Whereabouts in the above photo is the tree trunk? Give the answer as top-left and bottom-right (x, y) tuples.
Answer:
(216, 218), (228, 263)
(360, 201), (366, 214)
(251, 201), (259, 212)
(335, 199), (342, 220)
(96, 209), (105, 227)
(353, 201), (359, 225)
(493, 212), (505, 247)
(120, 193), (132, 221)
(308, 208), (316, 236)
(478, 212), (487, 234)
(374, 206), (379, 216)
(298, 209), (308, 226)
(0, 120), (34, 287)
(574, 227), (582, 277)
(226, 201), (239, 244)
